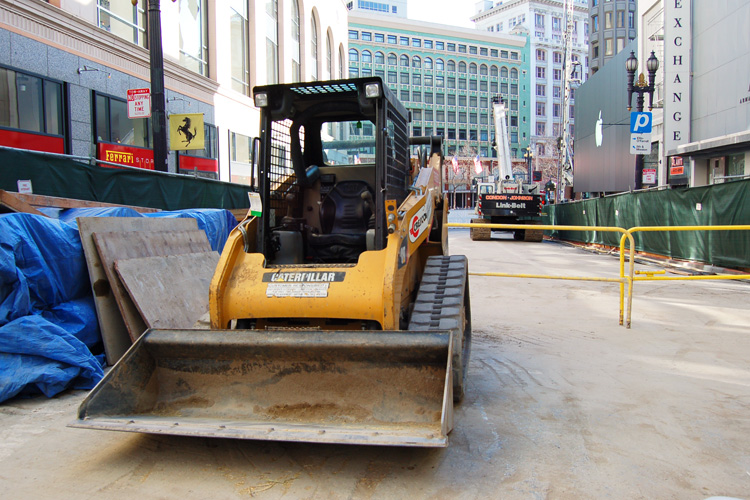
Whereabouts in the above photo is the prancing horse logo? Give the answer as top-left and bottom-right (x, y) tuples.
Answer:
(177, 116), (198, 147)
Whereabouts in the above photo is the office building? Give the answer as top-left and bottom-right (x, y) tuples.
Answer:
(348, 12), (530, 164)
(588, 0), (637, 75)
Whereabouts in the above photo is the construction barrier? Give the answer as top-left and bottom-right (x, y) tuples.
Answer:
(449, 222), (750, 328)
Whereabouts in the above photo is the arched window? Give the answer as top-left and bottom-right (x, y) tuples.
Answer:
(424, 57), (433, 69)
(479, 64), (488, 76)
(490, 65), (498, 77)
(436, 58), (444, 71)
(400, 54), (409, 67)
(447, 60), (456, 72)
(362, 50), (372, 63)
(500, 66), (509, 78)
(510, 68), (518, 79)
(457, 61), (465, 73)
(412, 55), (421, 68)
(375, 51), (385, 64)
(310, 14), (318, 80)
(349, 48), (359, 63)
(326, 32), (332, 80)
(387, 53), (397, 65)
(469, 63), (477, 74)
(291, 0), (301, 82)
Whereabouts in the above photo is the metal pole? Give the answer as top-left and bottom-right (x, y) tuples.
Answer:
(148, 0), (168, 172)
(634, 87), (645, 190)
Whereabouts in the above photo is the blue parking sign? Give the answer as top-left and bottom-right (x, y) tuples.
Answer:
(630, 112), (653, 134)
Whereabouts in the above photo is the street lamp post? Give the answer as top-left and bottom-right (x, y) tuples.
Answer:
(523, 147), (533, 184)
(625, 50), (659, 190)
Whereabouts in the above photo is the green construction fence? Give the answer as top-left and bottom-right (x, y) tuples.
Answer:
(0, 148), (253, 211)
(544, 179), (750, 270)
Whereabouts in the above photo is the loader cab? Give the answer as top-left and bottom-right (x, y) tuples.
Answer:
(252, 78), (410, 265)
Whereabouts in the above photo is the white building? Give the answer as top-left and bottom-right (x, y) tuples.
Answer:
(471, 0), (589, 172)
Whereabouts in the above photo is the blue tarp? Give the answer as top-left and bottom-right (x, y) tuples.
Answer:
(0, 208), (237, 403)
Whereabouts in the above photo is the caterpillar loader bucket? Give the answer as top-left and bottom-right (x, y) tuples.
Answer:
(71, 329), (454, 447)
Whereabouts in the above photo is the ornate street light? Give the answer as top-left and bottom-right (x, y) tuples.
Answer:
(625, 50), (660, 189)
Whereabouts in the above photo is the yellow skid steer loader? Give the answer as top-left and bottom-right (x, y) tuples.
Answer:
(71, 78), (471, 447)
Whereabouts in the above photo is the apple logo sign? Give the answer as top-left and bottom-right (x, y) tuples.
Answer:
(595, 111), (603, 147)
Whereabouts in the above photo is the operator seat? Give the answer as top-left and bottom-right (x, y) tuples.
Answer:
(308, 180), (374, 262)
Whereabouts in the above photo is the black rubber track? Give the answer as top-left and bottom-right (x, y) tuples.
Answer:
(408, 255), (471, 403)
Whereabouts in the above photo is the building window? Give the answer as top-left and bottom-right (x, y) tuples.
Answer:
(413, 73), (421, 85)
(387, 35), (397, 44)
(436, 94), (445, 105)
(0, 68), (64, 139)
(95, 92), (150, 147)
(163, 0), (209, 76)
(375, 51), (385, 64)
(362, 31), (372, 41)
(436, 41), (444, 50)
(310, 14), (318, 79)
(536, 122), (546, 136)
(628, 12), (635, 29)
(535, 13), (544, 28)
(510, 68), (518, 79)
(436, 58), (445, 71)
(349, 49), (359, 63)
(412, 38), (421, 48)
(553, 103), (561, 117)
(536, 102), (546, 116)
(400, 72), (409, 84)
(400, 54), (409, 67)
(388, 53), (397, 65)
(362, 50), (372, 63)
(425, 40), (433, 49)
(552, 17), (561, 32)
(448, 60), (457, 72)
(349, 30), (358, 40)
(413, 91), (421, 102)
(264, 0), (279, 84)
(375, 33), (384, 43)
(400, 36), (409, 46)
(447, 43), (456, 51)
(469, 63), (477, 74)
(387, 71), (397, 84)
(230, 1), (249, 93)
(536, 84), (546, 97)
(536, 66), (545, 79)
(605, 12), (613, 30)
(97, 0), (146, 47)
(326, 33), (333, 80)
(339, 45), (345, 78)
(553, 68), (561, 81)
(536, 49), (546, 61)
(230, 131), (253, 185)
(400, 89), (409, 101)
(553, 86), (561, 98)
(605, 38), (614, 56)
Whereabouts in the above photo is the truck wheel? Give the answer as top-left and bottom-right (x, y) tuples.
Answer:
(409, 256), (471, 403)
(470, 218), (491, 241)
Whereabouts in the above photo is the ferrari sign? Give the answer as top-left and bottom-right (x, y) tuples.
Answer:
(168, 113), (205, 151)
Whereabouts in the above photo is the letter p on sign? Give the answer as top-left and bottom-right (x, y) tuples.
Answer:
(630, 111), (653, 134)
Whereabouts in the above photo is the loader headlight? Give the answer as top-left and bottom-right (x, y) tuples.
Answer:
(254, 92), (269, 108)
(364, 83), (381, 99)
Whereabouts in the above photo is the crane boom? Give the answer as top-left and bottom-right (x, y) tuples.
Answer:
(491, 96), (513, 181)
(559, 0), (576, 200)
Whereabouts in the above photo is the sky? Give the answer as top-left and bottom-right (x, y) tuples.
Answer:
(406, 0), (479, 29)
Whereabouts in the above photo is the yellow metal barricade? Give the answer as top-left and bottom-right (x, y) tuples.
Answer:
(448, 223), (636, 328)
(450, 222), (750, 329)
